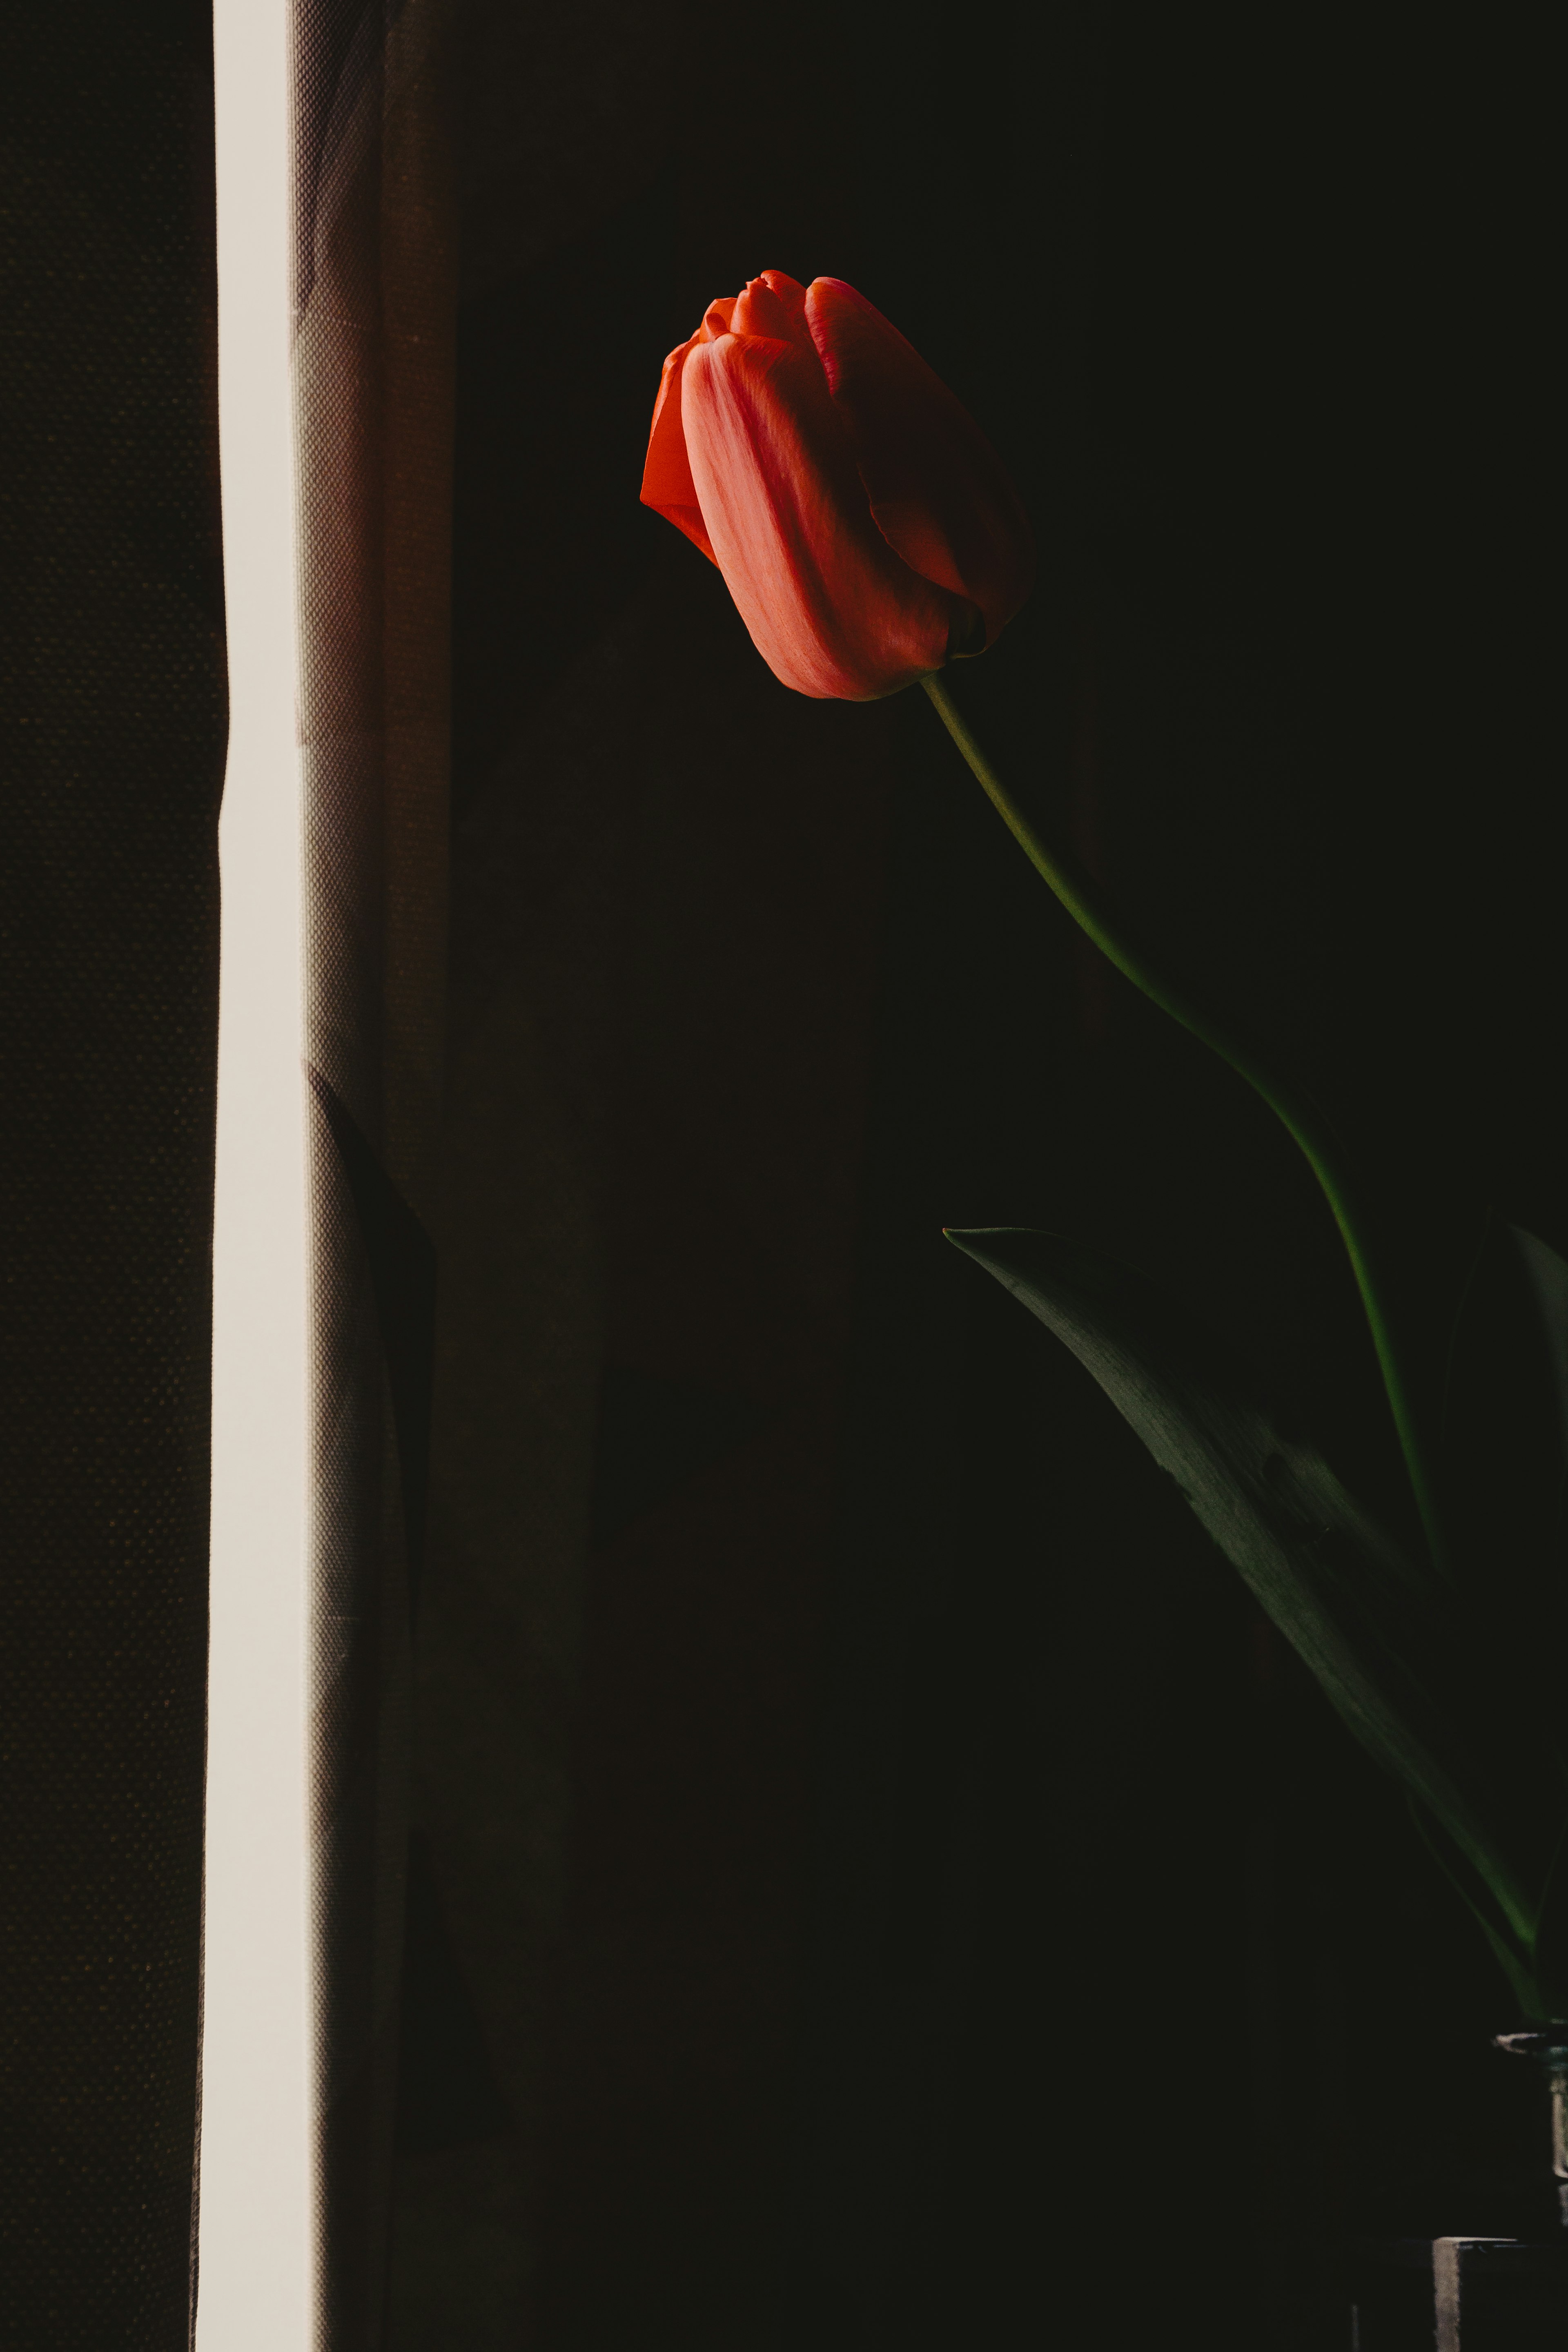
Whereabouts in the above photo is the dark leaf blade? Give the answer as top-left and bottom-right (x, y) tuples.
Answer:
(945, 1224), (1538, 1951)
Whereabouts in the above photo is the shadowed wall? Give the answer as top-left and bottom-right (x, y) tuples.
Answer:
(387, 2), (1561, 2348)
(0, 3), (224, 2339)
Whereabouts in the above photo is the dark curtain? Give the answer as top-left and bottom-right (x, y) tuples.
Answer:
(0, 2), (224, 2342)
(291, 0), (457, 2341)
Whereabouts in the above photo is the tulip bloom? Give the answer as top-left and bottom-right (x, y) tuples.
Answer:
(640, 270), (1033, 700)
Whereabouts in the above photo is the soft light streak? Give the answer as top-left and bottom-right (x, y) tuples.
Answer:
(201, 0), (312, 2341)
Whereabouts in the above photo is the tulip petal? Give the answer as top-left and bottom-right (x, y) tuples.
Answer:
(640, 297), (747, 562)
(805, 277), (1035, 645)
(682, 329), (964, 700)
(730, 270), (809, 345)
(641, 334), (717, 563)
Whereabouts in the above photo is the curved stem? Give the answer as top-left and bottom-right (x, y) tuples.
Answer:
(922, 670), (1450, 1582)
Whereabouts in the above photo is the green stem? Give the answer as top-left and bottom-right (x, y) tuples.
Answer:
(921, 670), (1450, 1582)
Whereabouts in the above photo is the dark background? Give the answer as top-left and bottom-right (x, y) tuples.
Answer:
(396, 3), (1564, 2346)
(3, 0), (1562, 2345)
(2, 0), (222, 2341)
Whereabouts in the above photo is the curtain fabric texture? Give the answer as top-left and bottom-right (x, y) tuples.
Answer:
(292, 0), (457, 2340)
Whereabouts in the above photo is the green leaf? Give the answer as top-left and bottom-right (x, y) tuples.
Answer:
(945, 1224), (1541, 1971)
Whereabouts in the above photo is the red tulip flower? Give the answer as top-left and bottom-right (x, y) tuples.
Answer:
(640, 270), (1034, 700)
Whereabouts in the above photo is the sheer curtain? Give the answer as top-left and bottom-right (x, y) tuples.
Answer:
(293, 1), (457, 2339)
(208, 2), (458, 2344)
